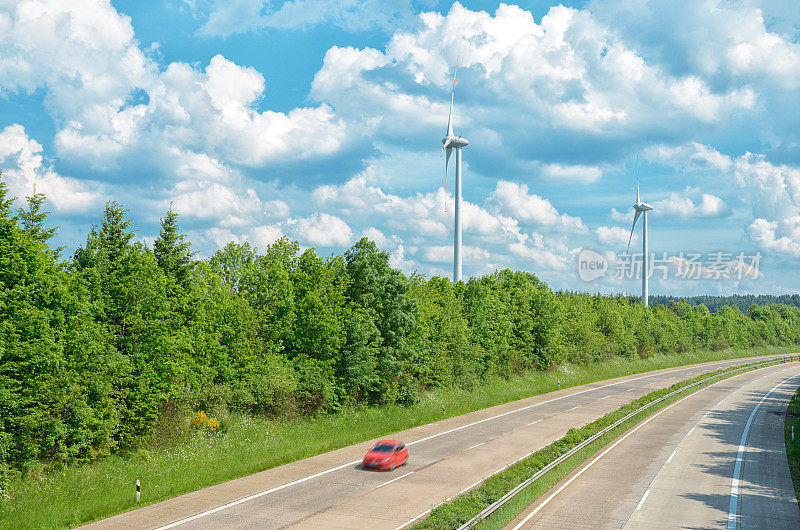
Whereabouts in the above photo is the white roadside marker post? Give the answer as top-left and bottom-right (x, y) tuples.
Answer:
(136, 479), (140, 503)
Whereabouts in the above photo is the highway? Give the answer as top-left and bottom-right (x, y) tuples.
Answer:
(82, 355), (793, 530)
(507, 361), (800, 529)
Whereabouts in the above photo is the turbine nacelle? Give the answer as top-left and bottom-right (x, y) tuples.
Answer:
(443, 135), (469, 148)
(634, 202), (653, 212)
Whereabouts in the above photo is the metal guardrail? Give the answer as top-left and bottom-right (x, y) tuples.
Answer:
(455, 355), (796, 530)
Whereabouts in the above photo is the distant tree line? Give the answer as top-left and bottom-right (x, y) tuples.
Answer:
(2, 174), (800, 489)
(651, 294), (800, 313)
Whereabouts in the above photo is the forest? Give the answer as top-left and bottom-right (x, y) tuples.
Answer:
(651, 294), (800, 313)
(3, 174), (800, 492)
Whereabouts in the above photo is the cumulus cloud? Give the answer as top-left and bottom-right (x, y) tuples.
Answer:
(0, 125), (101, 211)
(589, 0), (800, 89)
(292, 212), (353, 247)
(0, 2), (349, 177)
(489, 181), (585, 231)
(596, 225), (635, 247)
(653, 189), (730, 219)
(311, 1), (756, 160)
(309, 173), (576, 274)
(644, 142), (733, 172)
(748, 218), (800, 257)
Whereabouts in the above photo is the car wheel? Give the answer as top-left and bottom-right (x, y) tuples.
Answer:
(389, 461), (395, 471)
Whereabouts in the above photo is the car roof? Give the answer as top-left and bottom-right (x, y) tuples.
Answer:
(374, 439), (401, 445)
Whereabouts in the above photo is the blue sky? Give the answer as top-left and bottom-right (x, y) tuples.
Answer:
(1, 0), (799, 296)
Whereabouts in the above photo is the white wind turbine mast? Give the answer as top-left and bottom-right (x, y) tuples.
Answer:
(627, 156), (654, 306)
(442, 59), (469, 282)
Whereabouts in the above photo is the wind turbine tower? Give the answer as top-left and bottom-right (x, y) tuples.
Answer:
(626, 158), (654, 306)
(442, 61), (469, 282)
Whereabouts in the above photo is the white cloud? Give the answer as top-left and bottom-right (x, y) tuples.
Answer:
(251, 224), (284, 249)
(170, 180), (262, 226)
(653, 190), (730, 219)
(423, 244), (489, 264)
(748, 218), (800, 257)
(609, 208), (628, 222)
(0, 124), (101, 211)
(292, 212), (353, 247)
(489, 181), (585, 231)
(589, 0), (800, 89)
(644, 142), (732, 172)
(540, 163), (603, 183)
(596, 225), (635, 247)
(312, 1), (757, 152)
(264, 200), (290, 218)
(0, 3), (349, 177)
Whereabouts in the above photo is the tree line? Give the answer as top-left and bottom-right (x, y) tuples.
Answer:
(651, 294), (800, 313)
(2, 175), (800, 489)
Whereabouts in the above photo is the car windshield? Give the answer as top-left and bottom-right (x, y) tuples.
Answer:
(370, 443), (395, 453)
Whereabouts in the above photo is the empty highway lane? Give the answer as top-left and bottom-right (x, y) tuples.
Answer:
(508, 361), (800, 529)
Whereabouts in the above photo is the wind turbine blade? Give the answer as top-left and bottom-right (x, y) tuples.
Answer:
(445, 57), (459, 137)
(626, 210), (642, 253)
(636, 155), (640, 203)
(444, 146), (452, 211)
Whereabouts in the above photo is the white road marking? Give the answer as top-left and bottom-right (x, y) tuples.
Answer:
(627, 388), (636, 391)
(468, 442), (486, 450)
(509, 371), (749, 530)
(687, 427), (695, 436)
(154, 459), (361, 529)
(666, 450), (677, 464)
(727, 373), (799, 530)
(527, 419), (543, 426)
(636, 489), (651, 510)
(717, 400), (724, 407)
(403, 368), (694, 449)
(154, 357), (772, 529)
(376, 471), (414, 489)
(567, 405), (582, 411)
(395, 446), (545, 529)
(599, 395), (611, 400)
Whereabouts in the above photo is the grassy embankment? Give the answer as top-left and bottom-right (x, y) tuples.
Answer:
(786, 386), (800, 508)
(2, 345), (796, 529)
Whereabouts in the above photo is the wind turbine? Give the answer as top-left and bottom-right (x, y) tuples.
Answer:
(627, 157), (653, 306)
(442, 60), (469, 282)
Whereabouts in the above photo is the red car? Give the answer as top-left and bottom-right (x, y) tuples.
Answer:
(362, 439), (408, 471)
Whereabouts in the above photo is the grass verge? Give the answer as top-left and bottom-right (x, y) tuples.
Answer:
(786, 386), (800, 508)
(414, 356), (791, 529)
(2, 346), (795, 529)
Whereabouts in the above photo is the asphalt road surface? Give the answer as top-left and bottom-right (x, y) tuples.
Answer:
(508, 361), (800, 529)
(82, 355), (794, 530)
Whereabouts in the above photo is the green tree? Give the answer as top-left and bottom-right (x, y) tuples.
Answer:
(153, 205), (194, 285)
(344, 238), (415, 403)
(17, 186), (62, 258)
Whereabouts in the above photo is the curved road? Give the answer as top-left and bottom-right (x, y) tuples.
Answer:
(83, 355), (794, 530)
(508, 361), (800, 529)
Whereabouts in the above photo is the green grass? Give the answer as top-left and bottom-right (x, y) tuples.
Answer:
(418, 358), (786, 529)
(2, 345), (795, 529)
(785, 386), (800, 508)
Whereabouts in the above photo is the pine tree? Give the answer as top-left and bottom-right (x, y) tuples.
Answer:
(153, 204), (194, 285)
(99, 201), (134, 263)
(17, 185), (61, 257)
